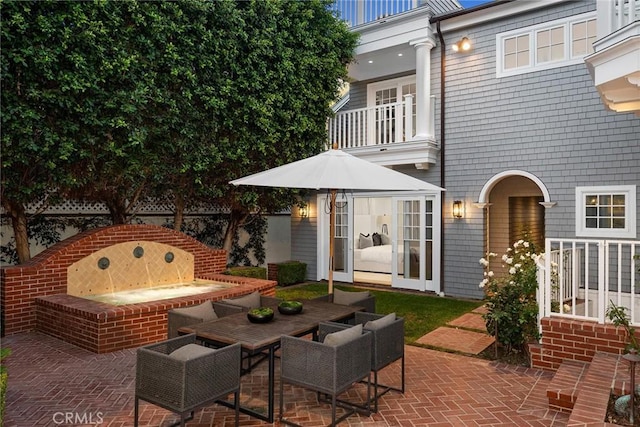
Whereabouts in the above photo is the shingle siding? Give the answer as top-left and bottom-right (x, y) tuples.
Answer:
(435, 0), (640, 299)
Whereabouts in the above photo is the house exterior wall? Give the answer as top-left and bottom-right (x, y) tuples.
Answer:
(433, 0), (640, 299)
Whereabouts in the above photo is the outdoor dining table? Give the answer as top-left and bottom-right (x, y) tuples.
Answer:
(178, 298), (363, 422)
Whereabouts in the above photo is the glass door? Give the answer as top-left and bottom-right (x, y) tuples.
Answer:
(391, 196), (437, 292)
(317, 192), (353, 284)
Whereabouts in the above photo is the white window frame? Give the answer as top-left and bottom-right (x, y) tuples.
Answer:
(575, 185), (637, 238)
(496, 12), (596, 78)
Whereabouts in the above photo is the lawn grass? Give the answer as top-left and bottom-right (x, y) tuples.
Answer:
(276, 283), (484, 344)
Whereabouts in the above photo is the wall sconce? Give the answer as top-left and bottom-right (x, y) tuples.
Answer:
(298, 205), (308, 219)
(452, 37), (471, 53)
(452, 200), (464, 219)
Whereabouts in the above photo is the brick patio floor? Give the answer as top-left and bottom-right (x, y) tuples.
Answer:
(2, 331), (570, 426)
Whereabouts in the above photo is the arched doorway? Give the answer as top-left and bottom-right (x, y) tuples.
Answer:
(477, 171), (554, 272)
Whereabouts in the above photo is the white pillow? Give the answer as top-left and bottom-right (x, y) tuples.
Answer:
(323, 324), (363, 347)
(333, 288), (370, 306)
(364, 313), (396, 330)
(223, 291), (261, 309)
(172, 301), (218, 321)
(169, 343), (216, 361)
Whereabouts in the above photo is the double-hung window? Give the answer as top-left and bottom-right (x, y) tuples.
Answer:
(575, 186), (637, 238)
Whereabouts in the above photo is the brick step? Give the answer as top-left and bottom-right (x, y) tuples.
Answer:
(567, 352), (619, 425)
(547, 359), (589, 412)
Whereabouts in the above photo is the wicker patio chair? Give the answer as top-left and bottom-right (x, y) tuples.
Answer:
(279, 322), (372, 426)
(134, 334), (241, 427)
(324, 312), (405, 412)
(312, 288), (376, 314)
(213, 291), (281, 314)
(167, 301), (225, 339)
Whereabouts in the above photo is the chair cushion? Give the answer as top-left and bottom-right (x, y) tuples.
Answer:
(364, 312), (396, 330)
(169, 343), (216, 361)
(372, 232), (382, 246)
(333, 289), (370, 306)
(323, 324), (363, 347)
(172, 301), (218, 321)
(223, 290), (261, 309)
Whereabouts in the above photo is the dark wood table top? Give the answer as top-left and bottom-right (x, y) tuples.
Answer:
(179, 299), (361, 352)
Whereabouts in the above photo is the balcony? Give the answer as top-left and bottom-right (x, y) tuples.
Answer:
(328, 95), (439, 169)
(585, 0), (640, 115)
(331, 0), (420, 28)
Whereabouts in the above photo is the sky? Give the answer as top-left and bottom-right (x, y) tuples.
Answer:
(458, 0), (494, 9)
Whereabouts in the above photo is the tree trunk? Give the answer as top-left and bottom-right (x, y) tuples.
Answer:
(222, 209), (248, 265)
(105, 196), (128, 224)
(173, 194), (185, 232)
(1, 199), (31, 263)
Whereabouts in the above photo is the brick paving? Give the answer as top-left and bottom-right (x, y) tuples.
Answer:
(415, 310), (495, 356)
(2, 331), (571, 426)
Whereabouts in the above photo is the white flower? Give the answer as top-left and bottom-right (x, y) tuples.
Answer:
(523, 241), (530, 248)
(489, 252), (497, 258)
(479, 258), (489, 267)
(479, 278), (489, 288)
(514, 263), (522, 269)
(502, 254), (508, 262)
(509, 267), (516, 275)
(487, 271), (494, 277)
(505, 257), (513, 265)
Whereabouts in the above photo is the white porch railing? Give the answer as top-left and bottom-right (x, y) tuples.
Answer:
(538, 238), (640, 327)
(597, 0), (640, 38)
(331, 0), (419, 27)
(329, 95), (437, 150)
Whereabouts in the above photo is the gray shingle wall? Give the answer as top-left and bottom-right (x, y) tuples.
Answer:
(434, 0), (640, 299)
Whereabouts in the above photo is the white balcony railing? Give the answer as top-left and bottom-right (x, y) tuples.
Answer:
(597, 0), (640, 38)
(328, 94), (441, 151)
(538, 238), (640, 327)
(331, 0), (419, 27)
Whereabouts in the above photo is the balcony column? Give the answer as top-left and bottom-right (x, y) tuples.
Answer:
(410, 36), (436, 139)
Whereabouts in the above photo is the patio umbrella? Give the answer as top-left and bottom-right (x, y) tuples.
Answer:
(230, 147), (444, 293)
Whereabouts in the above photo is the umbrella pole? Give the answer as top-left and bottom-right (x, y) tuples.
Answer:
(328, 189), (337, 294)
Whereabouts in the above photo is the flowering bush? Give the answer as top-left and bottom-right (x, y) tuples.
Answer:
(479, 239), (541, 353)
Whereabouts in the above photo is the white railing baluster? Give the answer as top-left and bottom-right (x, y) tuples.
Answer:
(541, 239), (639, 326)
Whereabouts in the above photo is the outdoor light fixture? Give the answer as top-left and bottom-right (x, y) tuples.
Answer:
(452, 200), (464, 219)
(452, 37), (471, 53)
(299, 205), (309, 219)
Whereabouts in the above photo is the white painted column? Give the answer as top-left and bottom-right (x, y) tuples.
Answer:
(410, 36), (436, 139)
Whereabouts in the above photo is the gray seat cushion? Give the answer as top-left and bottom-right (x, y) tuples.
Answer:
(169, 343), (216, 361)
(333, 289), (370, 306)
(364, 312), (396, 330)
(222, 290), (261, 309)
(323, 324), (363, 347)
(172, 301), (218, 321)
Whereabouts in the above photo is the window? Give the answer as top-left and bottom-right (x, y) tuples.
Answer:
(504, 34), (530, 69)
(536, 26), (564, 64)
(576, 186), (637, 238)
(497, 12), (596, 77)
(571, 19), (597, 57)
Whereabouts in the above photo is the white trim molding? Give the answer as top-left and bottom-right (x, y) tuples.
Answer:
(477, 170), (553, 205)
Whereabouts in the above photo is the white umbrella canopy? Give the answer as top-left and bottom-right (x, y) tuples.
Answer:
(230, 147), (444, 293)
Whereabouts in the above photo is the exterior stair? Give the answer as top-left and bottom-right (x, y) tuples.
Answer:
(546, 352), (636, 426)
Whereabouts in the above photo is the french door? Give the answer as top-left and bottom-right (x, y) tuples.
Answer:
(391, 196), (438, 292)
(318, 192), (353, 284)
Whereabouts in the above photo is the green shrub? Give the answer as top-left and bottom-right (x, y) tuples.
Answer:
(479, 239), (541, 354)
(224, 266), (267, 280)
(276, 261), (307, 287)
